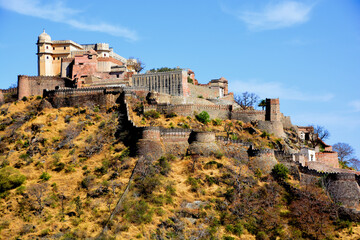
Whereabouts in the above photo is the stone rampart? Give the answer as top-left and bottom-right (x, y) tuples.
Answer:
(43, 87), (122, 109)
(257, 120), (286, 138)
(316, 151), (339, 168)
(18, 75), (70, 100)
(326, 173), (360, 208)
(231, 110), (265, 122)
(1, 87), (17, 94)
(193, 131), (216, 143)
(216, 136), (252, 148)
(188, 84), (220, 99)
(160, 128), (192, 142)
(145, 104), (232, 119)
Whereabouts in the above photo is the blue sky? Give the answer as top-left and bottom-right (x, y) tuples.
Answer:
(0, 0), (359, 159)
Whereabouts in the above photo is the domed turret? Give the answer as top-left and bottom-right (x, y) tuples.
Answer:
(38, 30), (51, 43)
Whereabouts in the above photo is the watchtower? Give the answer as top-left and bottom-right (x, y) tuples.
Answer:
(265, 98), (280, 121)
(37, 30), (53, 76)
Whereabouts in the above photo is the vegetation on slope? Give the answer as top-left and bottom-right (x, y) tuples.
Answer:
(0, 97), (358, 239)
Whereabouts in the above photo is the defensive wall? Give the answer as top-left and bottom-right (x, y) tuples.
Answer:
(43, 87), (123, 109)
(188, 84), (220, 99)
(144, 104), (266, 122)
(316, 151), (339, 168)
(18, 75), (72, 100)
(145, 103), (232, 119)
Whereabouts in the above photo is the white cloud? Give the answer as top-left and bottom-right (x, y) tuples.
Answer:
(349, 100), (360, 112)
(0, 0), (138, 41)
(223, 1), (315, 31)
(230, 79), (334, 102)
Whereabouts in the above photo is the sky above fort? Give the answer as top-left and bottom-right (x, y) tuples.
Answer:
(0, 0), (359, 159)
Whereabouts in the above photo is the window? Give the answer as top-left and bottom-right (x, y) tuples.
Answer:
(64, 46), (66, 50)
(46, 56), (49, 59)
(53, 57), (55, 60)
(79, 63), (84, 65)
(104, 53), (107, 57)
(58, 57), (60, 60)
(117, 74), (119, 78)
(53, 47), (55, 50)
(46, 46), (49, 49)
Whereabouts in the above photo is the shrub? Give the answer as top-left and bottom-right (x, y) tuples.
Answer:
(36, 96), (42, 100)
(158, 156), (171, 176)
(186, 177), (201, 192)
(223, 236), (235, 240)
(165, 112), (177, 118)
(125, 200), (153, 224)
(80, 175), (96, 189)
(182, 123), (190, 129)
(214, 151), (224, 159)
(21, 96), (28, 101)
(195, 111), (210, 124)
(93, 106), (100, 112)
(204, 160), (223, 169)
(260, 131), (270, 138)
(212, 118), (222, 126)
(40, 172), (51, 181)
(144, 110), (160, 119)
(271, 164), (289, 181)
(99, 121), (106, 129)
(0, 166), (26, 193)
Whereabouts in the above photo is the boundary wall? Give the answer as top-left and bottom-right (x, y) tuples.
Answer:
(43, 87), (123, 108)
(18, 75), (71, 100)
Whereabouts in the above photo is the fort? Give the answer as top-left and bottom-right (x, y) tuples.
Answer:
(3, 31), (358, 207)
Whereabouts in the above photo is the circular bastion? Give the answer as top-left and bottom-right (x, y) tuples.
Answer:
(194, 131), (216, 143)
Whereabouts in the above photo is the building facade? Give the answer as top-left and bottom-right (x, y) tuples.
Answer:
(36, 30), (132, 82)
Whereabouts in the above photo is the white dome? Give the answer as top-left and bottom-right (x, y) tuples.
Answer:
(38, 30), (51, 43)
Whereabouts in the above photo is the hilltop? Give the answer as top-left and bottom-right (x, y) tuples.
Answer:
(0, 96), (360, 240)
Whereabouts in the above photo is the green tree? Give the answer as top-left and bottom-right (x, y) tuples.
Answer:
(258, 99), (266, 110)
(195, 111), (210, 124)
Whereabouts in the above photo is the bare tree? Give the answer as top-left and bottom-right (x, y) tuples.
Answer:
(234, 92), (259, 110)
(311, 125), (330, 141)
(28, 183), (48, 215)
(349, 157), (360, 171)
(128, 58), (145, 73)
(333, 142), (354, 163)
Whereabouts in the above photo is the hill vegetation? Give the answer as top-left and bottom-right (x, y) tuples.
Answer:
(0, 97), (358, 239)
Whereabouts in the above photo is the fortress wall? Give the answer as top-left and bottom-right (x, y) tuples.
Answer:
(257, 120), (286, 138)
(188, 84), (220, 99)
(18, 75), (68, 100)
(316, 151), (339, 168)
(147, 104), (232, 119)
(43, 87), (123, 109)
(194, 131), (216, 143)
(281, 114), (293, 129)
(231, 110), (265, 122)
(160, 128), (191, 142)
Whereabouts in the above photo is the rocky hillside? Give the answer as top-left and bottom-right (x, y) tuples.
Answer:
(0, 97), (358, 239)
